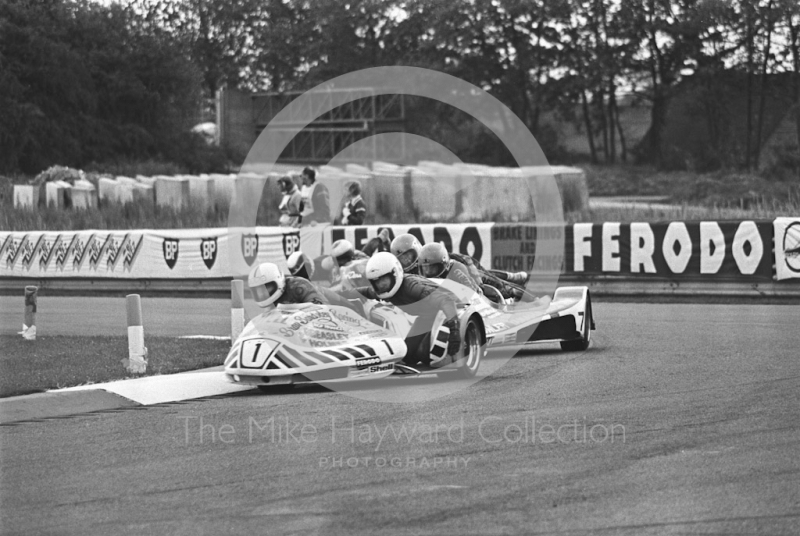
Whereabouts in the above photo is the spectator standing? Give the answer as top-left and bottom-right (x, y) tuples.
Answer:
(341, 180), (367, 225)
(277, 176), (303, 228)
(300, 167), (330, 226)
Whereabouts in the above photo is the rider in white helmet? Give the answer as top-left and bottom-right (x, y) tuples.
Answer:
(247, 261), (342, 309)
(248, 262), (289, 308)
(342, 252), (462, 366)
(254, 257), (364, 315)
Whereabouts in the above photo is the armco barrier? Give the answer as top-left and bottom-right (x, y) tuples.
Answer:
(1, 276), (798, 300)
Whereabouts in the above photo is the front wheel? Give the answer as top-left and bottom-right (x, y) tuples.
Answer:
(560, 294), (592, 352)
(452, 317), (485, 379)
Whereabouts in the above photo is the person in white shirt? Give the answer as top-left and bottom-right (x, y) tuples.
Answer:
(300, 167), (330, 226)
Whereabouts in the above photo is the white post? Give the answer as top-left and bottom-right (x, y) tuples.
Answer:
(21, 286), (37, 340)
(231, 279), (245, 344)
(125, 294), (147, 373)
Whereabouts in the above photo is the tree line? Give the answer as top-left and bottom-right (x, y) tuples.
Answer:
(2, 0), (798, 175)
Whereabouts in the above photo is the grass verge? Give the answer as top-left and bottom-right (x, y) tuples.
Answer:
(0, 335), (230, 398)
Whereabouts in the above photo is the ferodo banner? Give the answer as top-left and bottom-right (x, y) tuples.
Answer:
(0, 227), (298, 279)
(328, 224), (494, 266)
(774, 217), (800, 280)
(491, 221), (773, 280)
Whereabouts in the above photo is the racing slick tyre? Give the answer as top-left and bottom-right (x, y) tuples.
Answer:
(451, 317), (485, 379)
(560, 294), (592, 352)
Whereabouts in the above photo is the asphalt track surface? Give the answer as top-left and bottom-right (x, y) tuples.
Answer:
(1, 298), (799, 535)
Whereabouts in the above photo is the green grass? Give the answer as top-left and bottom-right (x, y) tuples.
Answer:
(0, 335), (230, 398)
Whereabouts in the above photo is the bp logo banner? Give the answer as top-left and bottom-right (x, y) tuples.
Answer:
(774, 217), (800, 280)
(201, 237), (218, 269)
(163, 238), (179, 269)
(282, 232), (300, 258)
(241, 234), (259, 266)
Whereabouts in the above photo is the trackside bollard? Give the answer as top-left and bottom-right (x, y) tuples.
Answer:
(21, 286), (37, 341)
(231, 279), (245, 344)
(124, 294), (147, 373)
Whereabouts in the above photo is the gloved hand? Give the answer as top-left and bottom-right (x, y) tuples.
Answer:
(444, 319), (461, 356)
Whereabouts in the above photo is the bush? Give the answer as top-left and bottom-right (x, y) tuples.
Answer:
(32, 165), (84, 185)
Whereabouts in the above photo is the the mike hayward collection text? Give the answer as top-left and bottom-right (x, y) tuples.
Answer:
(177, 415), (626, 448)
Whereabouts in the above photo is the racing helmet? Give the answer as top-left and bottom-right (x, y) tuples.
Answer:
(331, 239), (355, 267)
(419, 242), (451, 278)
(366, 252), (404, 299)
(247, 262), (285, 308)
(287, 251), (314, 280)
(390, 234), (422, 274)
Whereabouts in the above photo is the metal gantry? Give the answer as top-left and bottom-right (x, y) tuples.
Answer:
(250, 89), (405, 163)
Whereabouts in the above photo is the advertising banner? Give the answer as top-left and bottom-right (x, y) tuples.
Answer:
(490, 221), (774, 280)
(0, 227), (299, 279)
(774, 217), (800, 280)
(327, 223), (494, 267)
(1, 220), (784, 281)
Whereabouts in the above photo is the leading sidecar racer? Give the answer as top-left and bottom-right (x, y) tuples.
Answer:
(341, 252), (463, 368)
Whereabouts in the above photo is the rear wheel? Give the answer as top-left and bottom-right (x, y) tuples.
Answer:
(452, 318), (484, 378)
(560, 295), (592, 352)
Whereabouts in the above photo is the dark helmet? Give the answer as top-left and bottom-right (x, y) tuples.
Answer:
(419, 242), (451, 278)
(390, 234), (422, 274)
